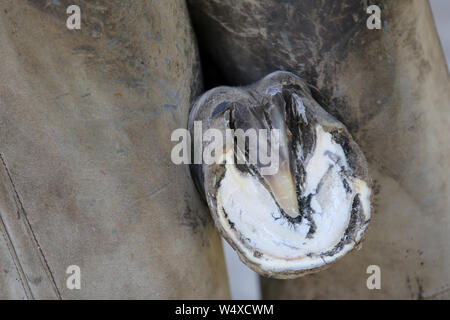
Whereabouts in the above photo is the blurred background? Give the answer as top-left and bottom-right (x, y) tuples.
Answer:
(221, 0), (450, 300)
